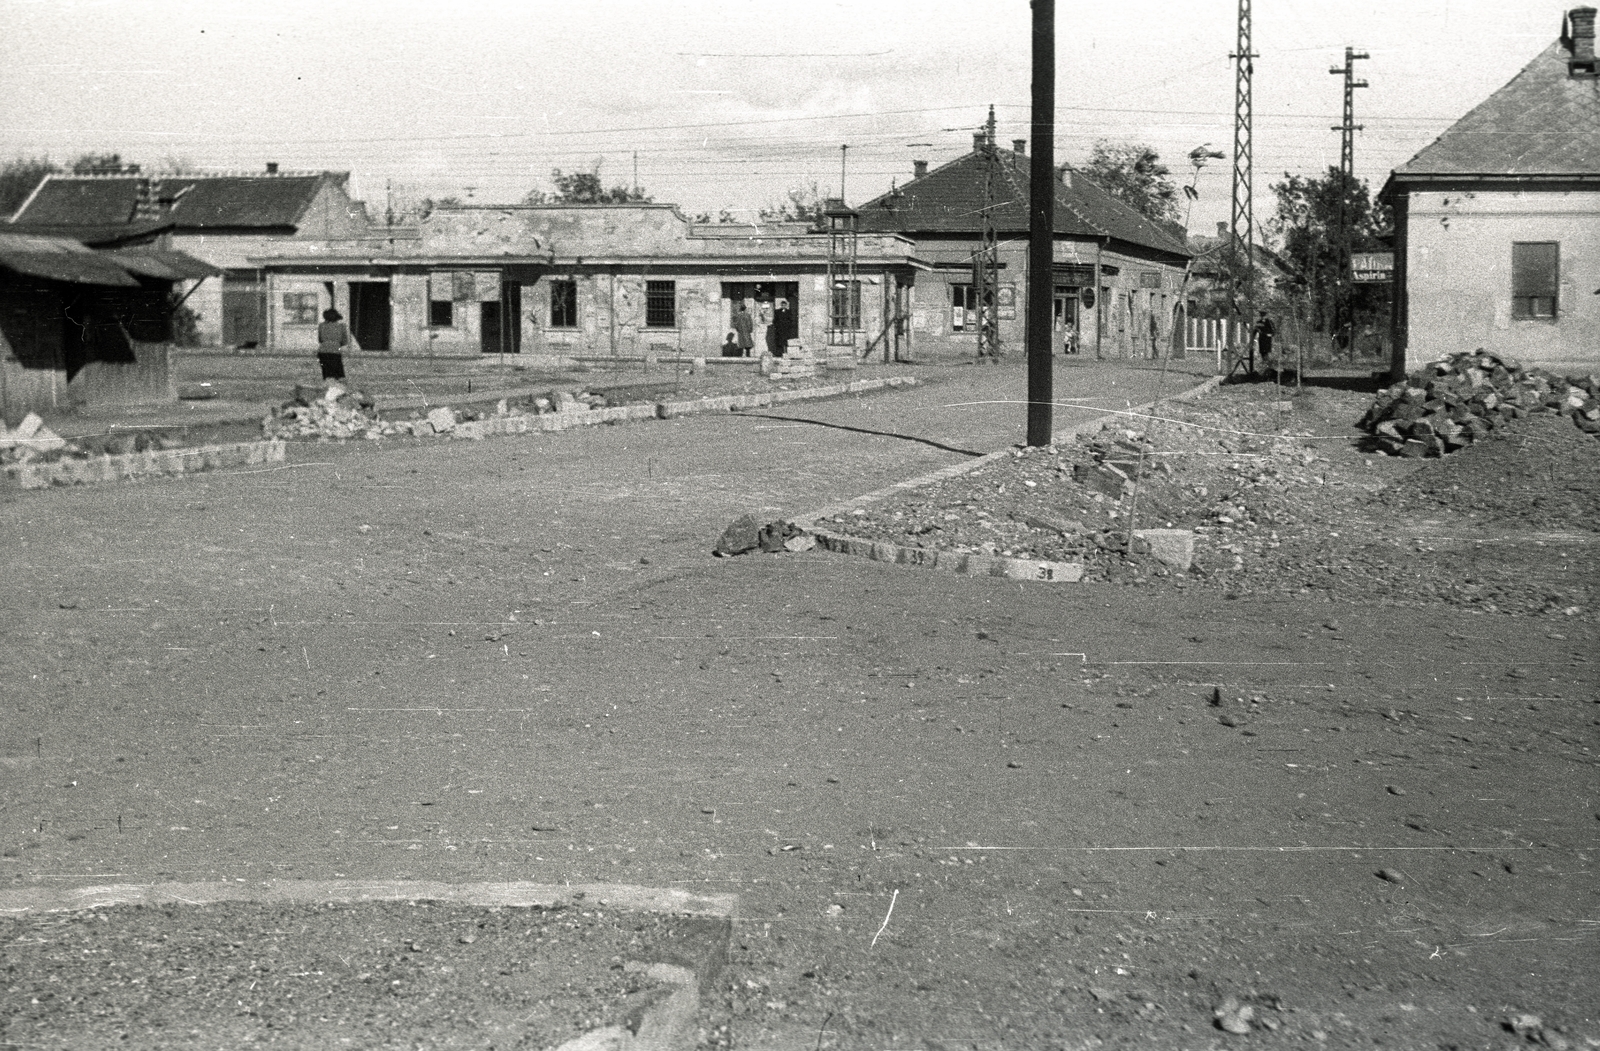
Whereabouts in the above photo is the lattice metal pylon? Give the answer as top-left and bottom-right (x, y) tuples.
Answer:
(1229, 0), (1257, 370)
(1329, 46), (1368, 348)
(974, 105), (1002, 360)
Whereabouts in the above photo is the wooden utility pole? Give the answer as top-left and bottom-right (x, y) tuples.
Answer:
(1026, 0), (1055, 446)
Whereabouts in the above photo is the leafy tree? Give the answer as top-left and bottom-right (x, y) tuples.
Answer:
(0, 155), (60, 217)
(1078, 141), (1180, 225)
(757, 180), (825, 224)
(70, 152), (139, 175)
(690, 209), (738, 224)
(1267, 167), (1391, 341)
(524, 164), (651, 205)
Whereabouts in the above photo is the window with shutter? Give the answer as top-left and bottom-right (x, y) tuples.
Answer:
(1511, 242), (1558, 320)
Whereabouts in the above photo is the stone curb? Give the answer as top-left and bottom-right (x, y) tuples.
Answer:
(0, 880), (734, 1051)
(2, 439), (286, 490)
(788, 375), (1223, 582)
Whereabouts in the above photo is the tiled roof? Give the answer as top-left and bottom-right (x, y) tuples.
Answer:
(1394, 39), (1600, 178)
(12, 174), (329, 229)
(0, 232), (140, 287)
(855, 148), (1191, 258)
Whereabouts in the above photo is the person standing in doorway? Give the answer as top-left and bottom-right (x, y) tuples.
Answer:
(317, 308), (349, 381)
(771, 298), (792, 358)
(732, 301), (755, 357)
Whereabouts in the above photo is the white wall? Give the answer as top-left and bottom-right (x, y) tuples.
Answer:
(1404, 188), (1600, 371)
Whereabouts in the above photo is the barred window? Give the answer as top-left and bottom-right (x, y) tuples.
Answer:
(645, 280), (676, 328)
(550, 279), (578, 328)
(831, 279), (861, 330)
(282, 291), (318, 325)
(1512, 242), (1558, 319)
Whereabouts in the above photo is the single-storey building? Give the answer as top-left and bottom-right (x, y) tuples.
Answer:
(0, 233), (220, 419)
(242, 203), (926, 363)
(8, 168), (387, 349)
(853, 126), (1191, 359)
(1384, 6), (1600, 375)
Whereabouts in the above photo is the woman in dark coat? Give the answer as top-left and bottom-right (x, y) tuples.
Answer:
(317, 308), (350, 380)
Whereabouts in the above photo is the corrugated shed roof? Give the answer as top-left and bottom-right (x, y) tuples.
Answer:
(0, 232), (140, 286)
(1394, 39), (1600, 178)
(856, 148), (1191, 258)
(104, 246), (224, 281)
(11, 174), (328, 229)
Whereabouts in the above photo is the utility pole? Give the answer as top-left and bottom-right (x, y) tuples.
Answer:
(1026, 0), (1055, 446)
(840, 144), (849, 204)
(1329, 47), (1368, 351)
(974, 106), (1002, 361)
(1229, 0), (1257, 373)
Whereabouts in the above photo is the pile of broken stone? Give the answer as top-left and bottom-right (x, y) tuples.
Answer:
(1358, 349), (1600, 457)
(261, 384), (610, 441)
(0, 413), (73, 465)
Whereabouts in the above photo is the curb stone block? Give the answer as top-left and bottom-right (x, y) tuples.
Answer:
(1133, 528), (1196, 570)
(7, 440), (285, 489)
(808, 529), (1084, 582)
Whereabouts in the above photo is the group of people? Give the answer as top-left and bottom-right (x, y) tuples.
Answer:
(720, 300), (793, 358)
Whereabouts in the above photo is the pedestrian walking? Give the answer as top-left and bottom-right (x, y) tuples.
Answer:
(1253, 310), (1276, 369)
(317, 308), (349, 380)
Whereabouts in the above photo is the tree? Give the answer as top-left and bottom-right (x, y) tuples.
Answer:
(0, 155), (60, 217)
(69, 152), (140, 175)
(523, 163), (651, 205)
(1267, 167), (1392, 342)
(691, 209), (738, 224)
(757, 180), (825, 224)
(1078, 140), (1181, 225)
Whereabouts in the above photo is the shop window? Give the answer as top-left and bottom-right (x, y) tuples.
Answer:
(282, 292), (318, 325)
(430, 299), (454, 327)
(1512, 242), (1558, 319)
(550, 279), (578, 328)
(951, 283), (973, 331)
(646, 280), (676, 328)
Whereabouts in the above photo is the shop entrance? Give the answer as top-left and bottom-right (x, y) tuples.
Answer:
(1053, 286), (1080, 354)
(722, 281), (799, 356)
(349, 281), (391, 351)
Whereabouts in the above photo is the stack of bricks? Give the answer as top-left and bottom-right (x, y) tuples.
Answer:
(762, 341), (818, 381)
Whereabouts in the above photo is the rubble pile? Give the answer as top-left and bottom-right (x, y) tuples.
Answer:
(263, 383), (382, 440)
(1358, 349), (1600, 456)
(0, 412), (73, 465)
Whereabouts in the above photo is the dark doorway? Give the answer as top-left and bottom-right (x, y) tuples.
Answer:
(349, 281), (391, 351)
(481, 281), (524, 354)
(722, 281), (799, 356)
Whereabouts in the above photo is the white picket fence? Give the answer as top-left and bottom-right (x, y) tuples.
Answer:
(1185, 317), (1244, 371)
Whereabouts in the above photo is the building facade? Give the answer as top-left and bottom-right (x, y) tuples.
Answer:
(854, 130), (1191, 359)
(1384, 7), (1600, 375)
(246, 204), (925, 362)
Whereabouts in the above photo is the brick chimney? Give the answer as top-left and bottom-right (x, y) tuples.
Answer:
(1013, 139), (1026, 155)
(265, 162), (279, 174)
(913, 159), (928, 178)
(1568, 6), (1596, 63)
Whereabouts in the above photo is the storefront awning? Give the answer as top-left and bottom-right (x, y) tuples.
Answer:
(104, 246), (224, 281)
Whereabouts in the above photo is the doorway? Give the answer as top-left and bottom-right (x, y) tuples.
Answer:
(481, 281), (523, 354)
(722, 281), (799, 355)
(1053, 287), (1080, 354)
(349, 281), (391, 351)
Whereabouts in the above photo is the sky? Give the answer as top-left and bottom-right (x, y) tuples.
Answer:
(0, 0), (1574, 236)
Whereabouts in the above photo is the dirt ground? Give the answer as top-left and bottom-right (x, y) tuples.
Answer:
(0, 362), (1595, 1051)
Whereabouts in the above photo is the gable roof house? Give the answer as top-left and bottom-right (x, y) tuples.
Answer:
(1383, 6), (1600, 376)
(8, 168), (384, 348)
(855, 127), (1191, 359)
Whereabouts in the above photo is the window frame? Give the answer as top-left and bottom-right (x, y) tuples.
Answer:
(645, 280), (677, 329)
(282, 291), (319, 326)
(830, 279), (862, 331)
(1511, 241), (1559, 321)
(549, 278), (578, 329)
